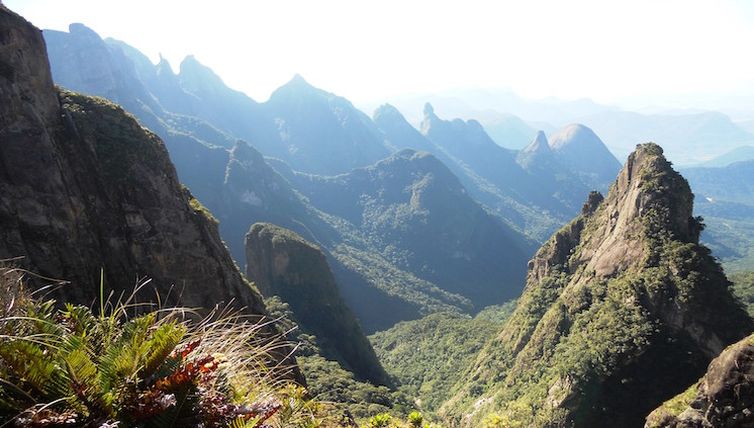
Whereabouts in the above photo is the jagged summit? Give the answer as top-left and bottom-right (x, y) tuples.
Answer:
(566, 143), (700, 276)
(445, 142), (752, 427)
(67, 22), (100, 38)
(156, 54), (172, 71)
(522, 130), (551, 154)
(264, 75), (390, 175)
(372, 103), (403, 121)
(423, 102), (435, 116)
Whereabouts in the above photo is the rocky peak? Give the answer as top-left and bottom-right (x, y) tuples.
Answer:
(245, 223), (389, 386)
(67, 22), (101, 41)
(0, 5), (58, 127)
(155, 54), (174, 75)
(516, 131), (553, 169)
(445, 142), (752, 427)
(420, 102), (439, 132)
(288, 73), (309, 86)
(523, 130), (551, 154)
(581, 190), (604, 216)
(372, 103), (403, 123)
(522, 143), (698, 282)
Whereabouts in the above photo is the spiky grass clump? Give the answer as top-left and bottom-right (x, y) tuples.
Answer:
(0, 267), (327, 427)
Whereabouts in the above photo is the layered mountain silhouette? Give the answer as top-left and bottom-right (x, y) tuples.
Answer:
(286, 149), (532, 306)
(37, 25), (545, 330)
(40, 24), (620, 244)
(264, 75), (391, 174)
(579, 110), (754, 164)
(37, 22), (648, 338)
(373, 103), (553, 234)
(684, 160), (754, 207)
(442, 144), (753, 427)
(387, 88), (754, 165)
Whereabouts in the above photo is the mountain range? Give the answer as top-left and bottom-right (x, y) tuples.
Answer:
(382, 89), (754, 165)
(38, 22), (627, 332)
(4, 5), (754, 427)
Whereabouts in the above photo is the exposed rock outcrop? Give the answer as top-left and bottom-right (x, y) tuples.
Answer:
(443, 143), (753, 427)
(245, 223), (389, 385)
(646, 334), (754, 428)
(0, 4), (268, 322)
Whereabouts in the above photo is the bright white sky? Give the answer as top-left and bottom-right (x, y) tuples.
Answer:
(6, 0), (754, 111)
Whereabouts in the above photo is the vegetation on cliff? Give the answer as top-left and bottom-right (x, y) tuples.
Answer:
(441, 144), (753, 427)
(245, 223), (389, 386)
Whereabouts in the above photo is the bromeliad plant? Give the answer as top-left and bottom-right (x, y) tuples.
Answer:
(0, 267), (319, 427)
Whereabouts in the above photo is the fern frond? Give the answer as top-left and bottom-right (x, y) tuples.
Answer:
(62, 335), (112, 417)
(141, 321), (186, 380)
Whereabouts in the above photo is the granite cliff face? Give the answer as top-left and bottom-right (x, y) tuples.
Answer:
(245, 223), (389, 386)
(646, 334), (754, 428)
(0, 5), (265, 316)
(442, 143), (753, 427)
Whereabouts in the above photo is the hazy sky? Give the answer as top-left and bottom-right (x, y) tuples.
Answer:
(6, 0), (754, 111)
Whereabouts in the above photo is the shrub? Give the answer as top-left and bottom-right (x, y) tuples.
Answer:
(0, 267), (325, 427)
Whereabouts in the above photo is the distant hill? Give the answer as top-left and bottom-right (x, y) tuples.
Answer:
(684, 160), (754, 206)
(682, 160), (754, 272)
(420, 103), (579, 237)
(374, 103), (564, 240)
(286, 149), (532, 307)
(379, 88), (754, 165)
(548, 123), (622, 190)
(515, 131), (592, 209)
(263, 75), (391, 174)
(577, 110), (754, 164)
(694, 145), (754, 167)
